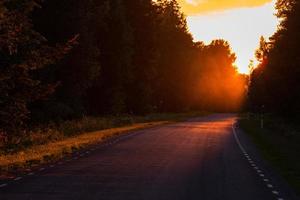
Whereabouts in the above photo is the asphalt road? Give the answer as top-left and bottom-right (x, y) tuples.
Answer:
(0, 114), (297, 200)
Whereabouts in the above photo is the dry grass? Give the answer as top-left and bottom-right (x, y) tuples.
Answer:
(0, 112), (209, 173)
(0, 121), (168, 172)
(1, 112), (208, 152)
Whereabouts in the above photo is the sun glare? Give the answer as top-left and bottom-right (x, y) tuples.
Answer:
(181, 0), (279, 74)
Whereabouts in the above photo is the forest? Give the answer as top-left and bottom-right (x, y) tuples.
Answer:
(241, 0), (300, 192)
(0, 0), (246, 140)
(248, 0), (300, 120)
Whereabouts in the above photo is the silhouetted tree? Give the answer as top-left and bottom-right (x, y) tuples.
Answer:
(0, 0), (248, 136)
(154, 0), (195, 111)
(248, 0), (300, 117)
(191, 40), (246, 111)
(32, 0), (105, 120)
(0, 0), (76, 137)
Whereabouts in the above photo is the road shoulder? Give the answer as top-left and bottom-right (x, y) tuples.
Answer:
(234, 122), (299, 200)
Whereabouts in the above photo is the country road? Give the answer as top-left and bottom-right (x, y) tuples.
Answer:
(0, 114), (297, 200)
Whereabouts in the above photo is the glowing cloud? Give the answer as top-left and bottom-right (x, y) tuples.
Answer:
(185, 0), (208, 6)
(179, 0), (273, 14)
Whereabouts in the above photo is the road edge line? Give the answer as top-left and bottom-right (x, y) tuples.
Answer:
(232, 122), (285, 200)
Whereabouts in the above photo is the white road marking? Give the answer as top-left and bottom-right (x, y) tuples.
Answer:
(0, 183), (7, 188)
(39, 168), (45, 171)
(232, 126), (243, 148)
(14, 177), (22, 181)
(50, 165), (55, 168)
(232, 123), (284, 199)
(28, 172), (34, 176)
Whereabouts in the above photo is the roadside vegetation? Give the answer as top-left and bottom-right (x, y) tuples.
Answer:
(239, 115), (300, 194)
(248, 0), (300, 118)
(0, 0), (246, 151)
(0, 112), (208, 174)
(244, 0), (300, 194)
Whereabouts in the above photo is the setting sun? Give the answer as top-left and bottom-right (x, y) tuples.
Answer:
(180, 0), (279, 74)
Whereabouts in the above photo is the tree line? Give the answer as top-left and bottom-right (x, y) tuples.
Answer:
(248, 0), (300, 119)
(0, 0), (246, 137)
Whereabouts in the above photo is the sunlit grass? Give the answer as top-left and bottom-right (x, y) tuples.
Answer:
(0, 122), (167, 172)
(0, 112), (209, 173)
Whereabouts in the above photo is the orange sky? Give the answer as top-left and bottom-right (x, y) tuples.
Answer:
(178, 0), (279, 74)
(178, 0), (273, 14)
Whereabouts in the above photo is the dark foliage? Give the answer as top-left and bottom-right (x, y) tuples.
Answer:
(1, 0), (245, 137)
(0, 0), (76, 138)
(248, 0), (300, 118)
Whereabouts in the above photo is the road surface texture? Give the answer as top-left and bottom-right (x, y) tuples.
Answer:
(0, 114), (298, 200)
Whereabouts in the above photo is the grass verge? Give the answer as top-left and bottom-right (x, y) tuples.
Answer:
(0, 122), (166, 173)
(0, 112), (208, 174)
(239, 115), (300, 194)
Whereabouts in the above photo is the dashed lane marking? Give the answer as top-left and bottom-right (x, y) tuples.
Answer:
(260, 174), (265, 177)
(14, 177), (22, 181)
(232, 123), (284, 200)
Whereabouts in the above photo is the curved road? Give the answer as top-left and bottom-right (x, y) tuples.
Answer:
(0, 114), (296, 200)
